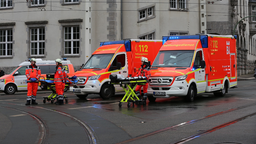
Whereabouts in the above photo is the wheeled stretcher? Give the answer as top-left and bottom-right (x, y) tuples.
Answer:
(110, 74), (148, 108)
(40, 74), (77, 104)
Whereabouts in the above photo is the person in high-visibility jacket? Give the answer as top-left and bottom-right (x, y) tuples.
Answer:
(25, 58), (41, 105)
(135, 57), (151, 101)
(62, 68), (68, 94)
(54, 59), (65, 105)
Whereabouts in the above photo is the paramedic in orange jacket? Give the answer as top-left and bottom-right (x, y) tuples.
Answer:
(55, 59), (65, 105)
(25, 58), (41, 105)
(135, 57), (151, 101)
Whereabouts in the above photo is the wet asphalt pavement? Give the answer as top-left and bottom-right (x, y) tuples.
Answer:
(0, 78), (256, 144)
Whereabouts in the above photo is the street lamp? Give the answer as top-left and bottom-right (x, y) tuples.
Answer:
(233, 15), (256, 35)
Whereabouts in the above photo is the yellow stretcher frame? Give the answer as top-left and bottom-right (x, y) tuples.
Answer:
(112, 79), (147, 108)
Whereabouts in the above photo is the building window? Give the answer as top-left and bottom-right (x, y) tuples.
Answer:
(0, 0), (12, 8)
(139, 32), (155, 40)
(64, 0), (79, 4)
(169, 31), (188, 35)
(170, 0), (186, 10)
(0, 29), (12, 56)
(64, 26), (80, 55)
(139, 6), (155, 21)
(31, 0), (45, 6)
(252, 5), (256, 22)
(30, 27), (45, 56)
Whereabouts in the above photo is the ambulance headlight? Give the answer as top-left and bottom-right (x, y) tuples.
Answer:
(0, 79), (4, 82)
(175, 75), (187, 81)
(89, 75), (100, 80)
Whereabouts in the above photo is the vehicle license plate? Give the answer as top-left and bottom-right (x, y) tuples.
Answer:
(73, 89), (81, 93)
(153, 92), (166, 96)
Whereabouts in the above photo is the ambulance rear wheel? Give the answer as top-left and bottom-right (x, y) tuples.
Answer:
(100, 84), (114, 100)
(186, 84), (196, 102)
(214, 82), (228, 97)
(77, 94), (88, 100)
(4, 84), (17, 95)
(148, 96), (156, 103)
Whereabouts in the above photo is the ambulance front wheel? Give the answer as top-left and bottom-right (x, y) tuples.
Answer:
(100, 83), (114, 100)
(4, 84), (17, 95)
(186, 84), (197, 102)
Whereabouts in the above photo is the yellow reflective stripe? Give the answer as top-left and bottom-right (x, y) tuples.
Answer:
(75, 71), (98, 75)
(99, 67), (125, 75)
(18, 85), (27, 87)
(196, 81), (206, 83)
(186, 68), (201, 75)
(208, 78), (224, 82)
(198, 91), (205, 94)
(231, 83), (237, 87)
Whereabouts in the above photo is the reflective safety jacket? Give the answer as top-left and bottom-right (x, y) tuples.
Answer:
(54, 66), (64, 83)
(26, 65), (41, 82)
(62, 68), (68, 82)
(136, 65), (151, 80)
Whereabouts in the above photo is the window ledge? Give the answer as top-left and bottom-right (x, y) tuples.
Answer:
(138, 16), (156, 23)
(169, 8), (188, 12)
(0, 7), (13, 10)
(62, 2), (80, 6)
(63, 54), (80, 58)
(0, 56), (13, 59)
(30, 55), (46, 58)
(28, 5), (46, 8)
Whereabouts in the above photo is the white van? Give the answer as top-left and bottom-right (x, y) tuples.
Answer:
(0, 59), (75, 94)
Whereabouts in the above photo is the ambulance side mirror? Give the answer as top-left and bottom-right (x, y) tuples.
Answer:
(13, 71), (19, 76)
(200, 60), (206, 68)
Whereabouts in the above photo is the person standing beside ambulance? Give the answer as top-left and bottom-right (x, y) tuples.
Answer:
(135, 57), (151, 101)
(55, 59), (65, 105)
(25, 58), (41, 105)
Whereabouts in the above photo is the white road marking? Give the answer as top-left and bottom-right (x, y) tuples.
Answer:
(68, 106), (94, 110)
(9, 114), (27, 117)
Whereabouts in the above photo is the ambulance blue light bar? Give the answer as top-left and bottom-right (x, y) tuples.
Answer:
(100, 40), (131, 51)
(162, 35), (208, 48)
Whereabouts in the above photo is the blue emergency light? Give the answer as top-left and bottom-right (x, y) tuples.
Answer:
(162, 35), (208, 48)
(100, 40), (131, 51)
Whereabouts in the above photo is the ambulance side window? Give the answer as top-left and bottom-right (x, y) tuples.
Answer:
(40, 66), (50, 74)
(17, 66), (26, 75)
(109, 54), (125, 71)
(49, 65), (56, 73)
(194, 51), (203, 69)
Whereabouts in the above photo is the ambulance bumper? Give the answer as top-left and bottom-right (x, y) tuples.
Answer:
(148, 81), (189, 98)
(71, 80), (101, 95)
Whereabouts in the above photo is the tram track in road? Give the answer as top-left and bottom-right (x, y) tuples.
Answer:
(1, 106), (46, 144)
(173, 111), (256, 144)
(1, 102), (97, 144)
(117, 102), (256, 144)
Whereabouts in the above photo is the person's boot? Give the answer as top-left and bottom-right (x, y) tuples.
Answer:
(25, 100), (31, 106)
(32, 99), (38, 105)
(55, 96), (64, 105)
(143, 93), (147, 101)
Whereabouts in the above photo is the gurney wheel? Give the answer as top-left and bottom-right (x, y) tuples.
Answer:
(118, 102), (122, 108)
(65, 99), (68, 104)
(43, 99), (46, 104)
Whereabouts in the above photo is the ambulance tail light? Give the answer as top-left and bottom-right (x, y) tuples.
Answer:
(162, 35), (208, 48)
(175, 75), (187, 81)
(100, 40), (131, 51)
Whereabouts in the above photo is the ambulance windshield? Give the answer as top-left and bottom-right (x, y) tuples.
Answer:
(152, 50), (194, 67)
(9, 66), (19, 74)
(83, 54), (114, 69)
